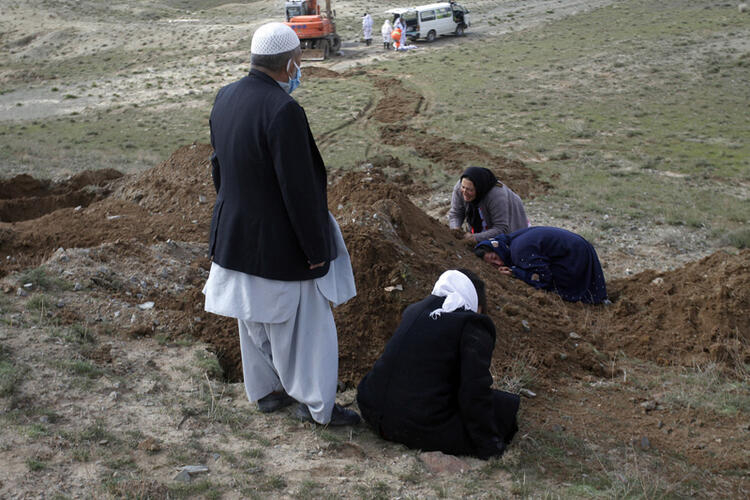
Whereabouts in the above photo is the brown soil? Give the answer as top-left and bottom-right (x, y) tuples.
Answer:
(370, 76), (424, 123)
(2, 143), (748, 487)
(605, 251), (750, 367)
(3, 146), (748, 386)
(304, 66), (346, 79)
(0, 169), (122, 223)
(379, 124), (547, 199)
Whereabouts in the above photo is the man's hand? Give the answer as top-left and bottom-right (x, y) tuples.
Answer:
(309, 261), (326, 270)
(462, 232), (475, 242)
(497, 266), (512, 276)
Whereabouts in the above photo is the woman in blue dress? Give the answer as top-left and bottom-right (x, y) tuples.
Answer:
(475, 227), (608, 304)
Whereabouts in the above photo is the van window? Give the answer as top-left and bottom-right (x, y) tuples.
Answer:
(420, 10), (436, 22)
(436, 7), (452, 19)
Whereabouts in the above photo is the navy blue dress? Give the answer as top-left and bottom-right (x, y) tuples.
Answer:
(478, 227), (608, 304)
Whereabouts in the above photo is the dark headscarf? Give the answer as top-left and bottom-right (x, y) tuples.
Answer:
(475, 235), (511, 265)
(460, 167), (499, 233)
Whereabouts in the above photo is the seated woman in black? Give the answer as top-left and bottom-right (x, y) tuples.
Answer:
(356, 269), (520, 459)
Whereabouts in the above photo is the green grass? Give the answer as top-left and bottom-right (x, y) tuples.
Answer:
(0, 345), (27, 398)
(16, 267), (73, 292)
(0, 101), (212, 178)
(365, 0), (749, 237)
(26, 457), (47, 471)
(656, 362), (750, 416)
(55, 359), (103, 379)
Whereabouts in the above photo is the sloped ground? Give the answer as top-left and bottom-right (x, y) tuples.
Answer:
(1, 143), (748, 496)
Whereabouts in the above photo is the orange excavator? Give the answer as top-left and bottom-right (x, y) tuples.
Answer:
(284, 0), (341, 61)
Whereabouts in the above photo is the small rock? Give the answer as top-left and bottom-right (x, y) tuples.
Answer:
(212, 453), (221, 461)
(56, 301), (64, 308)
(108, 391), (119, 401)
(174, 470), (191, 483)
(519, 388), (537, 398)
(657, 420), (664, 429)
(179, 465), (209, 475)
(39, 415), (50, 424)
(16, 288), (28, 297)
(559, 353), (568, 360)
(650, 277), (664, 285)
(198, 195), (207, 204)
(521, 320), (531, 332)
(74, 205), (82, 211)
(639, 436), (650, 451)
(99, 440), (109, 446)
(138, 301), (155, 310)
(384, 285), (403, 292)
(106, 215), (122, 221)
(419, 451), (467, 475)
(640, 400), (657, 412)
(569, 332), (582, 339)
(23, 283), (33, 289)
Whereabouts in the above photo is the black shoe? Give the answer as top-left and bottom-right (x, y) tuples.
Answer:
(257, 392), (296, 413)
(295, 403), (361, 426)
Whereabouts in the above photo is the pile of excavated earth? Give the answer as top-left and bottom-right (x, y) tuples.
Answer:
(1, 143), (748, 388)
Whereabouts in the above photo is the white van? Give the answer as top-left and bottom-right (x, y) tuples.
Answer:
(386, 2), (471, 42)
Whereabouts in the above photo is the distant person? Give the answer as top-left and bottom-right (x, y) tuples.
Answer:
(381, 18), (393, 50)
(203, 22), (360, 427)
(393, 14), (406, 50)
(475, 227), (608, 304)
(362, 13), (373, 46)
(357, 269), (520, 460)
(449, 166), (529, 243)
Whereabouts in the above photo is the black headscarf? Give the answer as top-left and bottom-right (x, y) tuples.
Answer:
(460, 167), (499, 234)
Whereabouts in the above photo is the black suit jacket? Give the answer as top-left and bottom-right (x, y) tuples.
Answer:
(208, 69), (334, 281)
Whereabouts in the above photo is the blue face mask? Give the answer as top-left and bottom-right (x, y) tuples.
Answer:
(278, 60), (301, 94)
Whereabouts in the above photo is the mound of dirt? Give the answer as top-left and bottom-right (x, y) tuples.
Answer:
(605, 250), (750, 367)
(4, 144), (748, 387)
(0, 169), (122, 223)
(304, 66), (345, 79)
(0, 145), (213, 277)
(380, 124), (546, 199)
(371, 77), (424, 123)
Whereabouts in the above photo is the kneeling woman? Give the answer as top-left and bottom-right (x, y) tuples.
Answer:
(475, 226), (608, 304)
(357, 269), (520, 459)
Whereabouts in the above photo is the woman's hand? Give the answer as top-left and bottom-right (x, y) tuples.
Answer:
(497, 266), (512, 276)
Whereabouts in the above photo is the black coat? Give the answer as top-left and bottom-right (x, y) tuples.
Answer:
(208, 69), (334, 281)
(357, 295), (519, 459)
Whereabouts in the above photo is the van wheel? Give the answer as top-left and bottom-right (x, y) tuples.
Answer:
(455, 25), (465, 37)
(426, 30), (436, 42)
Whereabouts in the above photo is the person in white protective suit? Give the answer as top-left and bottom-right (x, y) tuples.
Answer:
(362, 13), (373, 46)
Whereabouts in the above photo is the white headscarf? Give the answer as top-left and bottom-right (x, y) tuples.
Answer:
(429, 270), (478, 319)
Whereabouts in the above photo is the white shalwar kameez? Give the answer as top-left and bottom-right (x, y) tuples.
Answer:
(203, 213), (356, 424)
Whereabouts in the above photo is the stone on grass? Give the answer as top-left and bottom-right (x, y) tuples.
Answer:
(519, 388), (537, 398)
(16, 288), (28, 297)
(419, 451), (466, 475)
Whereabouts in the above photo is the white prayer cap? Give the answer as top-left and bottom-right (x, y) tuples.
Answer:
(251, 22), (300, 55)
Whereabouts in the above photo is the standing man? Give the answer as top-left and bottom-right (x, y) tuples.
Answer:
(362, 13), (373, 46)
(203, 22), (360, 426)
